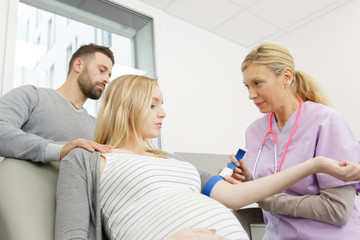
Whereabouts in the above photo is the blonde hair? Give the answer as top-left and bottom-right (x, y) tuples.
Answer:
(94, 75), (166, 156)
(241, 42), (331, 106)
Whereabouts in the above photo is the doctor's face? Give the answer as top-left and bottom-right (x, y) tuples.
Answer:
(242, 63), (287, 114)
(141, 86), (166, 139)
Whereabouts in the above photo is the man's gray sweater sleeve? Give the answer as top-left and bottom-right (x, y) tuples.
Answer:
(0, 85), (57, 162)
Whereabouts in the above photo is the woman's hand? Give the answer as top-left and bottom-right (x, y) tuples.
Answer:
(165, 228), (228, 240)
(313, 156), (360, 181)
(337, 161), (360, 181)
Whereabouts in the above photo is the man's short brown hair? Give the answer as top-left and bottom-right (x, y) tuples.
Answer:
(67, 43), (115, 76)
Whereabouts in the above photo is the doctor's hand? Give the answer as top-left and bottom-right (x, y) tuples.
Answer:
(220, 155), (252, 184)
(60, 138), (112, 159)
(165, 228), (228, 240)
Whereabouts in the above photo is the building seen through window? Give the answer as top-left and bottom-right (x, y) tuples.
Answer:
(14, 0), (155, 118)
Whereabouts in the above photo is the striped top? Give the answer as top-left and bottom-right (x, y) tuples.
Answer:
(99, 153), (248, 240)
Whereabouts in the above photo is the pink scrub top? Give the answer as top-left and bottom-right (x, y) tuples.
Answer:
(245, 101), (360, 240)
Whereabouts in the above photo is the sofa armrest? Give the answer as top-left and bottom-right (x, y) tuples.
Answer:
(0, 158), (59, 240)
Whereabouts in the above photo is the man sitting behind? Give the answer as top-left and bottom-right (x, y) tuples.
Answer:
(0, 43), (114, 163)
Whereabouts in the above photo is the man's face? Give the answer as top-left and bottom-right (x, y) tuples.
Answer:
(77, 52), (113, 100)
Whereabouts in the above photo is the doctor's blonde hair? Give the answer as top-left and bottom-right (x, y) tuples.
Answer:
(94, 75), (166, 156)
(241, 42), (331, 106)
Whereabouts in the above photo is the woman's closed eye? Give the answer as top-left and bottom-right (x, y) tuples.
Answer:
(254, 81), (262, 86)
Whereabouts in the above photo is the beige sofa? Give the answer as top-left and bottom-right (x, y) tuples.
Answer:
(0, 158), (59, 240)
(0, 153), (265, 240)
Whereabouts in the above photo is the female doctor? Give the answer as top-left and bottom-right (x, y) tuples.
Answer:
(240, 42), (360, 239)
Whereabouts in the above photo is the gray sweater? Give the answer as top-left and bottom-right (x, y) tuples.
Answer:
(0, 85), (96, 162)
(55, 148), (213, 240)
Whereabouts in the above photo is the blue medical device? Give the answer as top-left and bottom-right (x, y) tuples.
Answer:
(203, 148), (247, 197)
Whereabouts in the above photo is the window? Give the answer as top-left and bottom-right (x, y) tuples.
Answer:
(46, 64), (54, 88)
(14, 0), (155, 116)
(25, 20), (30, 41)
(35, 8), (40, 27)
(66, 43), (72, 73)
(102, 30), (112, 48)
(13, 0), (160, 147)
(74, 36), (78, 50)
(47, 16), (55, 48)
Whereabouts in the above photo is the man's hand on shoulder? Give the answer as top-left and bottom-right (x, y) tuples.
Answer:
(60, 138), (112, 159)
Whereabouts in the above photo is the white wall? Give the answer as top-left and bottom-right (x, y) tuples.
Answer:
(275, 0), (360, 141)
(0, 0), (258, 155)
(159, 15), (261, 154)
(112, 0), (260, 154)
(136, 0), (360, 152)
(2, 0), (359, 156)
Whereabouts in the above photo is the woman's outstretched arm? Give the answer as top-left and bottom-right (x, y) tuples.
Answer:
(210, 156), (343, 209)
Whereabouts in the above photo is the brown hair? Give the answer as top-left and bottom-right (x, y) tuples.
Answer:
(241, 42), (330, 106)
(67, 43), (115, 76)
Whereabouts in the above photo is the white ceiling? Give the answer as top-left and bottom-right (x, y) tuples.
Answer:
(137, 0), (354, 48)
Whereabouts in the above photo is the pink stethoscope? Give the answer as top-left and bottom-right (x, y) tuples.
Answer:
(252, 97), (303, 178)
